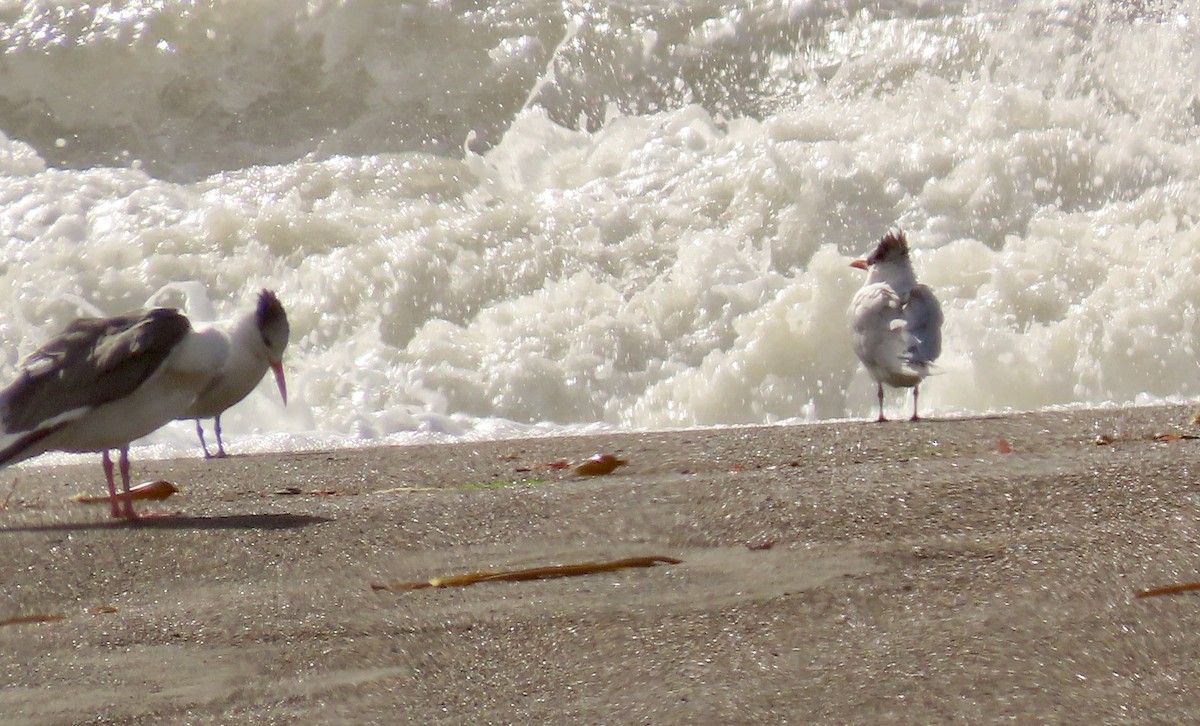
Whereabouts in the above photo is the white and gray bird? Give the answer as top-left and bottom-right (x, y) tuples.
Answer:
(0, 307), (228, 519)
(848, 229), (943, 422)
(180, 289), (289, 459)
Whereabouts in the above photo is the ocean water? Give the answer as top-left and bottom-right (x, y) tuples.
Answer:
(2, 0), (1200, 454)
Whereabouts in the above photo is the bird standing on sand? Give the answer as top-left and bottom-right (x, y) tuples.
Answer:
(848, 229), (943, 422)
(0, 307), (227, 519)
(180, 289), (289, 458)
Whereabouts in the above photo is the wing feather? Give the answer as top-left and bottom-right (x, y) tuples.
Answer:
(0, 308), (191, 434)
(850, 284), (909, 373)
(902, 285), (942, 365)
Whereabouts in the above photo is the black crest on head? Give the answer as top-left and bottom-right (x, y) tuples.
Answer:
(255, 289), (288, 333)
(867, 229), (909, 265)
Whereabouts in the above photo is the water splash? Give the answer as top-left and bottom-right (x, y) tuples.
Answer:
(1, 1), (1199, 452)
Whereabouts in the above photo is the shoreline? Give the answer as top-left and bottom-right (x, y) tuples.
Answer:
(3, 403), (1200, 722)
(31, 396), (1197, 468)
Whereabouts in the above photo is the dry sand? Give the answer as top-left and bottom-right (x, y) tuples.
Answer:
(3, 405), (1200, 724)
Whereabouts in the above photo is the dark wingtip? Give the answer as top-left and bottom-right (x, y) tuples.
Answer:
(255, 289), (288, 331)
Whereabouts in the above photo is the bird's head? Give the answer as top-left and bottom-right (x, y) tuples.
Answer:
(255, 289), (290, 405)
(850, 229), (910, 271)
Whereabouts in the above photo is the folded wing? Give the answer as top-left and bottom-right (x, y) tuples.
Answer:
(902, 284), (943, 367)
(851, 282), (942, 387)
(0, 309), (191, 464)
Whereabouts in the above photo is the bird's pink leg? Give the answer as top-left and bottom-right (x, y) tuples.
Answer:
(102, 451), (121, 519)
(214, 415), (228, 458)
(875, 383), (888, 423)
(195, 419), (213, 459)
(117, 447), (137, 519)
(910, 385), (921, 422)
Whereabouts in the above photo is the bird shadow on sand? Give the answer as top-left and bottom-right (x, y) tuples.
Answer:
(0, 512), (332, 534)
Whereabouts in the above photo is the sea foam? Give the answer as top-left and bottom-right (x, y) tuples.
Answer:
(1, 1), (1200, 454)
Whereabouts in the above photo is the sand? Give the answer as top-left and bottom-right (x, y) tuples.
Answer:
(3, 405), (1200, 724)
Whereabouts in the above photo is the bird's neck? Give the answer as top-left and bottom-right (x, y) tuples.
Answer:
(867, 261), (918, 295)
(230, 311), (261, 341)
(222, 312), (267, 361)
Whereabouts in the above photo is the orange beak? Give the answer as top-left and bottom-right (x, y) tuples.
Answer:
(849, 259), (868, 270)
(271, 361), (288, 405)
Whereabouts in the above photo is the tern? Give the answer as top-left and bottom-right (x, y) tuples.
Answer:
(0, 307), (227, 518)
(848, 229), (943, 422)
(181, 289), (289, 458)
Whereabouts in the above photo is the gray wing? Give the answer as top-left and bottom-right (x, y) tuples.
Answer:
(850, 283), (906, 370)
(902, 285), (942, 365)
(0, 308), (191, 434)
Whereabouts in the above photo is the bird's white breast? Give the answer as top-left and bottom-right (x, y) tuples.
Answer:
(183, 318), (268, 418)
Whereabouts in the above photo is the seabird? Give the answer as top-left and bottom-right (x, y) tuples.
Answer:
(848, 229), (943, 422)
(0, 307), (227, 518)
(181, 289), (289, 458)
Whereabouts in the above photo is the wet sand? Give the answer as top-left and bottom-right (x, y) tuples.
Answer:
(3, 405), (1200, 724)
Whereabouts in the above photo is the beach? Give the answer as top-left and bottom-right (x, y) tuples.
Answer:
(1, 404), (1199, 723)
(4, 5), (1200, 723)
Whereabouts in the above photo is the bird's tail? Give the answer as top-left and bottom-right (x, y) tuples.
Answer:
(0, 423), (67, 469)
(896, 320), (942, 378)
(880, 321), (930, 384)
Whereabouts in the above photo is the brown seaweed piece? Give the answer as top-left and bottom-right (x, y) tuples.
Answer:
(574, 454), (627, 476)
(72, 480), (179, 504)
(1152, 432), (1200, 442)
(1135, 582), (1200, 599)
(372, 555), (682, 592)
(0, 613), (65, 627)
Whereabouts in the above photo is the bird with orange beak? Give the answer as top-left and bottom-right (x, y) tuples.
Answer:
(848, 230), (942, 422)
